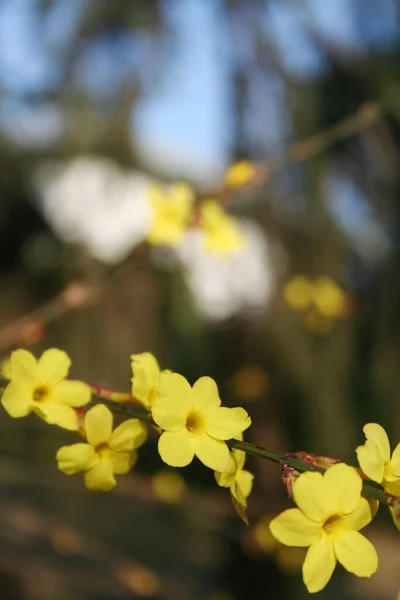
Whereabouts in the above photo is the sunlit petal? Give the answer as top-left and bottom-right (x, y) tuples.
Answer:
(324, 463), (362, 514)
(269, 508), (321, 547)
(38, 349), (71, 386)
(84, 404), (113, 446)
(206, 407), (251, 440)
(191, 377), (221, 410)
(194, 434), (230, 471)
(303, 539), (336, 593)
(109, 419), (147, 452)
(158, 429), (194, 467)
(52, 380), (91, 407)
(1, 382), (32, 417)
(334, 530), (378, 577)
(57, 443), (97, 474)
(10, 349), (38, 386)
(84, 462), (116, 491)
(293, 472), (333, 522)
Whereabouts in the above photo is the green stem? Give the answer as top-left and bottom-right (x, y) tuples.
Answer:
(93, 398), (395, 508)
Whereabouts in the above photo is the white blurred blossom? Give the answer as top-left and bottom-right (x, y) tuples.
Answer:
(34, 157), (152, 263)
(176, 221), (275, 321)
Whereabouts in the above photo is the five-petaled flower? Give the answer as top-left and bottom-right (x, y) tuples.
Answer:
(131, 352), (164, 409)
(152, 372), (251, 471)
(356, 423), (400, 496)
(57, 404), (147, 491)
(199, 200), (245, 257)
(1, 348), (91, 430)
(215, 445), (254, 508)
(269, 463), (378, 593)
(146, 182), (194, 246)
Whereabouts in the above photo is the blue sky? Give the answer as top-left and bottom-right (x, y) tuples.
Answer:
(0, 0), (399, 184)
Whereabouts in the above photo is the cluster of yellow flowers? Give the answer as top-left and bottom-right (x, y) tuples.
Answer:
(0, 349), (252, 507)
(283, 275), (351, 333)
(145, 160), (257, 256)
(1, 347), (399, 595)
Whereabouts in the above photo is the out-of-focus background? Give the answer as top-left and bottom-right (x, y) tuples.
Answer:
(0, 1), (399, 599)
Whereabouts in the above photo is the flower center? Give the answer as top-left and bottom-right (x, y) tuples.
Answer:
(186, 411), (205, 434)
(33, 385), (50, 403)
(323, 514), (343, 536)
(95, 442), (111, 459)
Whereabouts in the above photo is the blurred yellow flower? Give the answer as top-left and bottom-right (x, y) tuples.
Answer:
(131, 352), (162, 409)
(215, 446), (254, 509)
(199, 200), (245, 256)
(152, 470), (187, 503)
(1, 348), (90, 430)
(283, 276), (313, 311)
(356, 423), (400, 496)
(229, 364), (268, 402)
(57, 404), (147, 491)
(312, 277), (347, 318)
(146, 182), (194, 246)
(224, 161), (256, 188)
(269, 463), (378, 593)
(152, 372), (251, 471)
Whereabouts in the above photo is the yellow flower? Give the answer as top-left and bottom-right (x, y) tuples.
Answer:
(224, 161), (256, 188)
(57, 404), (147, 491)
(131, 352), (161, 409)
(199, 200), (245, 256)
(147, 182), (194, 246)
(1, 348), (91, 431)
(152, 372), (251, 471)
(215, 447), (254, 509)
(269, 463), (378, 593)
(356, 423), (400, 495)
(312, 277), (346, 318)
(283, 276), (313, 311)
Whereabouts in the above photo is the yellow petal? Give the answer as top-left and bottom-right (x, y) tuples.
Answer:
(235, 469), (254, 501)
(131, 352), (160, 408)
(109, 450), (137, 474)
(232, 448), (246, 471)
(35, 402), (78, 431)
(363, 423), (391, 463)
(194, 434), (230, 471)
(38, 349), (71, 386)
(152, 372), (192, 431)
(52, 380), (91, 407)
(84, 404), (113, 446)
(10, 349), (38, 386)
(109, 419), (147, 452)
(1, 382), (32, 417)
(341, 497), (374, 532)
(215, 453), (237, 488)
(293, 472), (334, 522)
(385, 479), (400, 496)
(158, 429), (194, 467)
(56, 443), (97, 474)
(269, 508), (321, 547)
(191, 377), (221, 410)
(84, 462), (116, 491)
(324, 463), (362, 515)
(391, 442), (400, 475)
(303, 539), (336, 593)
(356, 440), (384, 483)
(334, 530), (378, 577)
(206, 407), (251, 440)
